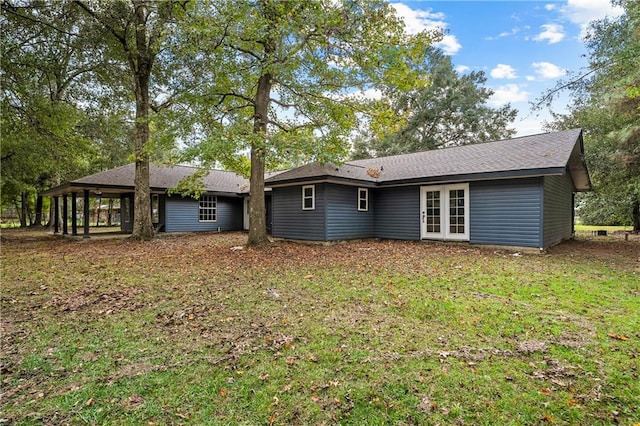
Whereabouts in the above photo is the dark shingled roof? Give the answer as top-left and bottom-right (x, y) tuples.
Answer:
(266, 129), (591, 191)
(43, 164), (250, 197)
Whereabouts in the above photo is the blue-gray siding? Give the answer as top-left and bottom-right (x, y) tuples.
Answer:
(326, 184), (374, 240)
(469, 178), (543, 248)
(272, 184), (326, 240)
(374, 186), (420, 240)
(164, 195), (242, 233)
(543, 174), (573, 247)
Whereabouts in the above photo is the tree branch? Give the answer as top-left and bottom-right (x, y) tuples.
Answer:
(73, 0), (127, 47)
(1, 2), (78, 36)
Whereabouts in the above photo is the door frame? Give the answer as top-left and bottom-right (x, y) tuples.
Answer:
(420, 183), (469, 241)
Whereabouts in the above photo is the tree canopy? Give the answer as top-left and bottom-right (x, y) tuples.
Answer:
(1, 1), (132, 226)
(179, 0), (438, 245)
(353, 46), (517, 159)
(542, 0), (639, 231)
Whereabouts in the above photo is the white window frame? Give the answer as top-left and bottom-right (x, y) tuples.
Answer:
(420, 183), (469, 241)
(358, 188), (369, 211)
(302, 185), (315, 210)
(199, 194), (217, 222)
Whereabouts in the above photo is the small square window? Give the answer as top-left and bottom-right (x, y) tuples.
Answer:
(358, 188), (368, 211)
(302, 185), (315, 210)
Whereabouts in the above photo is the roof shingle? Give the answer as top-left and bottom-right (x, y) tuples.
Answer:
(266, 129), (591, 191)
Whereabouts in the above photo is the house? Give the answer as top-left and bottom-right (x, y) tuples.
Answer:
(41, 164), (262, 237)
(43, 129), (590, 249)
(264, 128), (591, 249)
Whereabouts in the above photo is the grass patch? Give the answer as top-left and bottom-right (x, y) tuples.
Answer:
(1, 231), (638, 424)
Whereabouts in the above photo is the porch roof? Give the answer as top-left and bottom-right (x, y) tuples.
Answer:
(42, 164), (251, 198)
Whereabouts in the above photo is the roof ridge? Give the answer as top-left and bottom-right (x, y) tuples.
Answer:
(347, 128), (582, 165)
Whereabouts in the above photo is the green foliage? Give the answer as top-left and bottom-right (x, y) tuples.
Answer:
(544, 0), (640, 230)
(354, 47), (517, 158)
(173, 0), (438, 244)
(1, 1), (133, 223)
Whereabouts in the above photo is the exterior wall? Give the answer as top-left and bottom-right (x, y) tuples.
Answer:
(272, 184), (326, 240)
(542, 174), (574, 247)
(374, 186), (421, 240)
(325, 184), (374, 240)
(164, 195), (242, 233)
(469, 178), (543, 248)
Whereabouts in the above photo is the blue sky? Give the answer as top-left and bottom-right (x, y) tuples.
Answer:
(390, 0), (624, 135)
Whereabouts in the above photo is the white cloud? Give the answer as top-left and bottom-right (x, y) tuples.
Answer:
(489, 84), (529, 106)
(437, 34), (462, 56)
(533, 23), (565, 44)
(486, 27), (520, 41)
(455, 65), (470, 74)
(545, 4), (557, 11)
(391, 3), (462, 55)
(526, 75), (536, 81)
(490, 64), (518, 79)
(561, 0), (624, 26)
(559, 0), (624, 38)
(531, 62), (567, 79)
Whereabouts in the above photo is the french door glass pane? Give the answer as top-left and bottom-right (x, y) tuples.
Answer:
(448, 189), (465, 234)
(425, 191), (441, 233)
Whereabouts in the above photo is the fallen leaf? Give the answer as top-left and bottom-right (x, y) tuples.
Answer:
(607, 332), (629, 341)
(540, 388), (552, 396)
(311, 394), (319, 403)
(85, 398), (95, 406)
(304, 274), (314, 279)
(219, 388), (227, 397)
(268, 412), (277, 425)
(542, 413), (555, 423)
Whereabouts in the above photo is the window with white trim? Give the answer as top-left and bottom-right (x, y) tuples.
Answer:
(199, 195), (217, 222)
(358, 188), (368, 211)
(302, 185), (315, 210)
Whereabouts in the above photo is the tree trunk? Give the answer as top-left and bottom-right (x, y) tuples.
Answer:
(32, 194), (44, 227)
(247, 72), (272, 246)
(130, 1), (154, 241)
(19, 192), (28, 227)
(633, 199), (640, 234)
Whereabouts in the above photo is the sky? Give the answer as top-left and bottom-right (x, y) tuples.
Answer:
(390, 0), (624, 136)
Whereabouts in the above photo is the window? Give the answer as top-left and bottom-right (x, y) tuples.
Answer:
(199, 195), (217, 222)
(302, 185), (315, 210)
(151, 194), (159, 223)
(358, 188), (368, 211)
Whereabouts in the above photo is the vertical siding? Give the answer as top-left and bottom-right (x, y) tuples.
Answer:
(543, 174), (573, 247)
(374, 186), (420, 240)
(325, 184), (374, 240)
(469, 178), (543, 248)
(165, 195), (242, 232)
(271, 184), (326, 240)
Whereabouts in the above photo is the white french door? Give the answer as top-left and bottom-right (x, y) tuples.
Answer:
(420, 184), (469, 241)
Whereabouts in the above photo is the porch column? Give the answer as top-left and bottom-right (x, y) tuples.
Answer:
(83, 189), (90, 238)
(62, 195), (68, 235)
(53, 196), (60, 234)
(71, 192), (78, 236)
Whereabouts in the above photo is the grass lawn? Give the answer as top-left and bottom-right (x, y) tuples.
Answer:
(1, 230), (638, 425)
